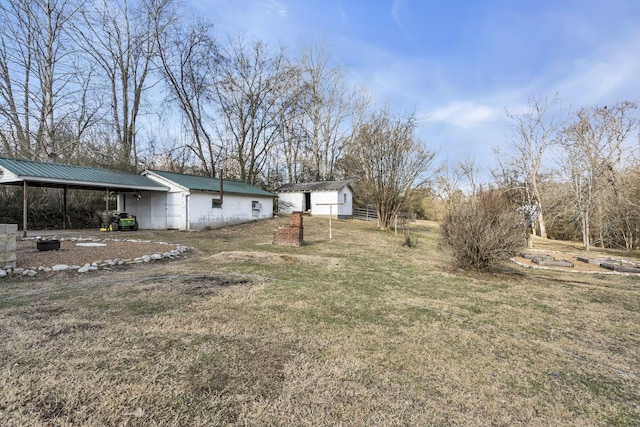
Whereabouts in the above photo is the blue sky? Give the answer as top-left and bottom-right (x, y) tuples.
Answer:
(190, 0), (640, 173)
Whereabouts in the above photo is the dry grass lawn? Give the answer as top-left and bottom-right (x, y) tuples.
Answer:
(1, 217), (639, 426)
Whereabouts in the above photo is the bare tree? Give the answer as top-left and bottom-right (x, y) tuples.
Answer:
(560, 101), (638, 250)
(292, 43), (361, 181)
(0, 0), (78, 160)
(213, 36), (291, 185)
(344, 107), (437, 229)
(76, 0), (173, 167)
(494, 95), (563, 238)
(154, 17), (221, 177)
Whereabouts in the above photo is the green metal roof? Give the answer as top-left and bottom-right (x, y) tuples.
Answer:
(148, 170), (275, 197)
(0, 157), (168, 191)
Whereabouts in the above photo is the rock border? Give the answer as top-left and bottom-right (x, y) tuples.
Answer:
(0, 237), (191, 278)
(510, 256), (640, 276)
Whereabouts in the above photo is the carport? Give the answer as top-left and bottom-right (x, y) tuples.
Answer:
(0, 157), (168, 236)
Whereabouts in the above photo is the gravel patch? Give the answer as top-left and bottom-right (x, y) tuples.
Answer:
(2, 237), (191, 277)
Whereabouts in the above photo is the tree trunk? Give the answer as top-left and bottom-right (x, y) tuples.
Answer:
(537, 210), (547, 239)
(583, 211), (590, 251)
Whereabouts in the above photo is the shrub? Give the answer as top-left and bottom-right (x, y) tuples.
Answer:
(439, 190), (526, 271)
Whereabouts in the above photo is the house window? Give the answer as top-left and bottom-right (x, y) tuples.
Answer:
(212, 198), (222, 208)
(252, 200), (261, 217)
(343, 193), (347, 203)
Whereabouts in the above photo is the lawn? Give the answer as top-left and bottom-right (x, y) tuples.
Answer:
(1, 216), (638, 426)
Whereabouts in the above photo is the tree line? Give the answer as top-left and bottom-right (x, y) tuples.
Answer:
(430, 96), (640, 251)
(2, 1), (639, 246)
(0, 0), (436, 230)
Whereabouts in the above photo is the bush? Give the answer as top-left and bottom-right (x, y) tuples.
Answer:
(439, 190), (526, 271)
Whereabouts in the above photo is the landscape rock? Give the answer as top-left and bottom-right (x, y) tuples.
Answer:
(78, 264), (91, 273)
(521, 253), (554, 261)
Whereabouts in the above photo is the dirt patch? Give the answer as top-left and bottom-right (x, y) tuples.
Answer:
(16, 239), (181, 269)
(208, 251), (342, 267)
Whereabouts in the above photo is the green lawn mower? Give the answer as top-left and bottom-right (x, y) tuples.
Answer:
(101, 212), (139, 231)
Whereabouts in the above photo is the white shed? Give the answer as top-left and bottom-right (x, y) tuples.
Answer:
(118, 170), (275, 230)
(0, 156), (275, 232)
(276, 181), (353, 219)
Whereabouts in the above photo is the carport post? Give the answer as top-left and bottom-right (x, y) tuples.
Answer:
(63, 186), (67, 229)
(23, 181), (27, 237)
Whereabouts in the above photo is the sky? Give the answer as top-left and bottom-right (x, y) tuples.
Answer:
(190, 0), (640, 175)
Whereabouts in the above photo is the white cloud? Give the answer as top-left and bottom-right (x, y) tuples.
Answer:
(427, 101), (500, 128)
(261, 0), (287, 17)
(391, 0), (413, 43)
(540, 28), (640, 107)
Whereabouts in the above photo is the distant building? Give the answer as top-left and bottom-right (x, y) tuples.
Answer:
(275, 181), (353, 219)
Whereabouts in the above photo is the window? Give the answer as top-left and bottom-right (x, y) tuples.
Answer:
(212, 198), (222, 208)
(343, 193), (347, 203)
(252, 200), (261, 217)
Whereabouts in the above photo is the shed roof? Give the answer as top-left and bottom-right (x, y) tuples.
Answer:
(276, 181), (352, 193)
(0, 157), (168, 192)
(147, 170), (275, 197)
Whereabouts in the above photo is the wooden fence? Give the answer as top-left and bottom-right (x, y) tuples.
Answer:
(353, 207), (377, 221)
(353, 207), (416, 222)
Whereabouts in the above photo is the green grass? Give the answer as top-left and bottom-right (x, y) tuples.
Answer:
(0, 217), (639, 426)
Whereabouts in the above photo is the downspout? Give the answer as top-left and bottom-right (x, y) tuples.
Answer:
(219, 168), (223, 206)
(185, 194), (190, 231)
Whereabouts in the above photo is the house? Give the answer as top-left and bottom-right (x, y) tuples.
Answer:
(276, 181), (353, 219)
(0, 156), (275, 232)
(122, 170), (274, 230)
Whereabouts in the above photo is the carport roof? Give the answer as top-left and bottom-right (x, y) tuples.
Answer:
(0, 157), (168, 192)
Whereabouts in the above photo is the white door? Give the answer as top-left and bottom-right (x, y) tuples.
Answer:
(166, 192), (183, 229)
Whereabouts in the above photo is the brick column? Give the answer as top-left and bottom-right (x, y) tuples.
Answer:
(290, 211), (303, 227)
(273, 212), (304, 246)
(0, 224), (17, 269)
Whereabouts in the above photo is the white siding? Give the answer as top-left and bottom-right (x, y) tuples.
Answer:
(0, 167), (20, 183)
(166, 192), (184, 229)
(121, 191), (273, 230)
(337, 187), (353, 218)
(120, 191), (166, 229)
(311, 191), (339, 217)
(119, 193), (149, 228)
(188, 192), (273, 230)
(278, 192), (304, 213)
(276, 185), (353, 218)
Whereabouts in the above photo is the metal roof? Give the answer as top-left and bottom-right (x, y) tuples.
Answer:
(148, 170), (275, 197)
(0, 157), (168, 192)
(276, 181), (352, 193)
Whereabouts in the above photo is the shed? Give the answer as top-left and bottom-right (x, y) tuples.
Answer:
(0, 156), (275, 232)
(276, 181), (353, 219)
(0, 156), (168, 235)
(120, 170), (275, 230)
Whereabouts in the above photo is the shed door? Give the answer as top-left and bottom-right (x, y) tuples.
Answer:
(166, 193), (183, 229)
(304, 192), (311, 212)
